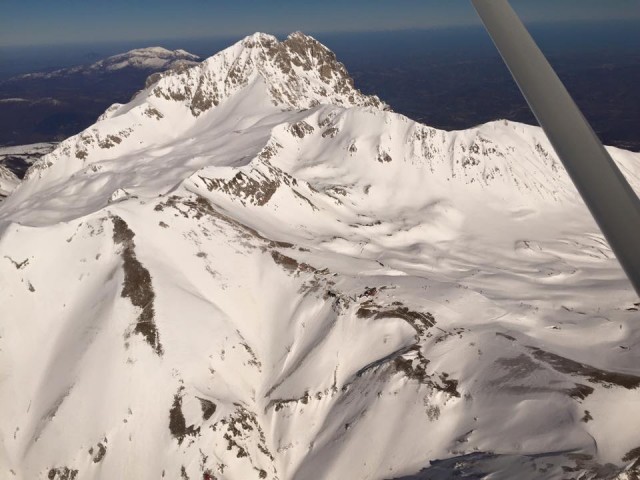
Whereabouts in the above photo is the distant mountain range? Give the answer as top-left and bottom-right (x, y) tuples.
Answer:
(0, 47), (201, 147)
(2, 32), (640, 480)
(2, 30), (639, 153)
(16, 47), (200, 79)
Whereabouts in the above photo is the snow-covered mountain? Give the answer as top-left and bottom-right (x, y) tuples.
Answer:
(18, 47), (200, 80)
(0, 48), (201, 146)
(1, 32), (640, 480)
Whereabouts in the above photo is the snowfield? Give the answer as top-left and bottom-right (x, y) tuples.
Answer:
(1, 32), (639, 480)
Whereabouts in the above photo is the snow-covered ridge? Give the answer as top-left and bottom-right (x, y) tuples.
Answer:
(16, 47), (200, 79)
(20, 30), (637, 213)
(17, 32), (386, 190)
(2, 32), (640, 480)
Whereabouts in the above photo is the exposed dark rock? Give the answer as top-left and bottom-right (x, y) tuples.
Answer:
(623, 446), (640, 463)
(322, 127), (339, 138)
(356, 304), (435, 335)
(203, 470), (217, 480)
(353, 299), (457, 394)
(199, 170), (279, 207)
(169, 387), (200, 444)
(495, 332), (516, 341)
(197, 397), (217, 421)
(190, 76), (219, 116)
(155, 195), (281, 250)
(111, 215), (163, 356)
(47, 467), (78, 480)
(4, 256), (29, 269)
(240, 341), (262, 370)
(289, 121), (315, 139)
(437, 372), (461, 397)
(566, 383), (595, 400)
(144, 107), (164, 119)
(529, 347), (640, 389)
(145, 72), (164, 89)
(259, 142), (282, 161)
(89, 441), (107, 463)
(271, 251), (318, 275)
(272, 391), (311, 412)
(377, 150), (392, 163)
(581, 410), (593, 423)
(98, 134), (122, 149)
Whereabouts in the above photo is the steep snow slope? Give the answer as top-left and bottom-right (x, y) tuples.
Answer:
(1, 33), (640, 480)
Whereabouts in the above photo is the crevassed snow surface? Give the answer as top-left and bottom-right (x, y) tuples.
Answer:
(1, 32), (640, 480)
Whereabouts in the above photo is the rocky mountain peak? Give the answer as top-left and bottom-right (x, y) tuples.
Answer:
(269, 31), (353, 87)
(145, 32), (386, 117)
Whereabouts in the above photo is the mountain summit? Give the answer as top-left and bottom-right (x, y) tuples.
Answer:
(140, 32), (385, 115)
(1, 33), (640, 480)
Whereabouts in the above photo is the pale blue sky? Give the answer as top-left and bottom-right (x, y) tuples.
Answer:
(2, 0), (640, 47)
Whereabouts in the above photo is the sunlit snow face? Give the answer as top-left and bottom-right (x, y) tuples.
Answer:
(1, 31), (639, 480)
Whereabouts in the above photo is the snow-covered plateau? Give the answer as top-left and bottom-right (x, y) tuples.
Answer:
(1, 32), (639, 480)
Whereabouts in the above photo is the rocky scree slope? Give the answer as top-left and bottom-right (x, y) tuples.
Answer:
(1, 32), (640, 480)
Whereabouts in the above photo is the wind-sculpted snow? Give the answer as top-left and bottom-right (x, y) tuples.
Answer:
(1, 33), (640, 480)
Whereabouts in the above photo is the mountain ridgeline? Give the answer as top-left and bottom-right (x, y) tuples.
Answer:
(1, 32), (640, 480)
(0, 47), (200, 146)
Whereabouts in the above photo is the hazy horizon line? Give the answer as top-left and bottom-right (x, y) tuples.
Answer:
(3, 17), (639, 49)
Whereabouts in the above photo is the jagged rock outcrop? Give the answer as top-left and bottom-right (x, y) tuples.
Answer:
(145, 32), (384, 116)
